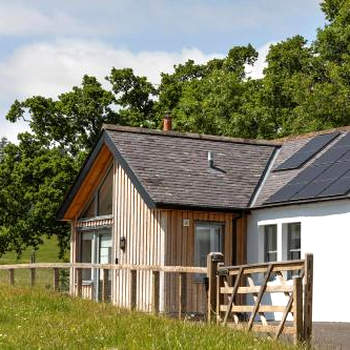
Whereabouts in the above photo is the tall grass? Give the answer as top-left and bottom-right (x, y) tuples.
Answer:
(0, 286), (306, 350)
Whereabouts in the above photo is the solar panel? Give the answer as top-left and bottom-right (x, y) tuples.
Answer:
(291, 162), (350, 200)
(275, 132), (340, 171)
(265, 132), (350, 204)
(319, 170), (350, 197)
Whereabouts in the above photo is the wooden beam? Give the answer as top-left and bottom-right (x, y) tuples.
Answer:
(223, 267), (244, 325)
(77, 268), (83, 297)
(178, 272), (186, 319)
(129, 269), (137, 310)
(227, 323), (296, 335)
(152, 271), (160, 315)
(247, 264), (273, 331)
(207, 252), (224, 323)
(102, 269), (109, 302)
(220, 305), (287, 313)
(216, 265), (225, 324)
(30, 268), (36, 287)
(293, 276), (303, 345)
(8, 269), (14, 286)
(274, 292), (294, 340)
(53, 268), (59, 291)
(303, 253), (313, 343)
(220, 284), (293, 294)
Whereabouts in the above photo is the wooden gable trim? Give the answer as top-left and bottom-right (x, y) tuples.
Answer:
(56, 131), (156, 221)
(59, 144), (112, 221)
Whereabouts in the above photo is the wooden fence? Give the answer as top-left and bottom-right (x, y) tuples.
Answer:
(207, 253), (313, 344)
(0, 254), (313, 344)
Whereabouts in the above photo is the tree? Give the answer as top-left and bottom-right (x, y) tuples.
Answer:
(0, 133), (78, 257)
(2, 70), (157, 257)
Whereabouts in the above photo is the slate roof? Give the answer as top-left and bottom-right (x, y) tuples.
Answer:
(58, 123), (350, 220)
(104, 125), (278, 210)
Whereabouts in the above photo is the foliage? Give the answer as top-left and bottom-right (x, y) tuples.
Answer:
(0, 286), (303, 350)
(3, 0), (350, 257)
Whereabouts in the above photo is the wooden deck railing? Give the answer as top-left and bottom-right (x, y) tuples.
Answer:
(0, 255), (313, 344)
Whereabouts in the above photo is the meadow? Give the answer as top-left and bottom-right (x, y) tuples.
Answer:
(0, 240), (307, 349)
(0, 286), (307, 350)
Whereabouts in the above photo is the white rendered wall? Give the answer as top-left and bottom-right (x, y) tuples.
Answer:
(248, 199), (350, 322)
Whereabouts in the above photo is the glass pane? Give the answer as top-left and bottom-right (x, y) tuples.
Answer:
(264, 225), (277, 262)
(80, 197), (96, 219)
(287, 223), (301, 261)
(81, 237), (92, 280)
(98, 167), (113, 216)
(194, 223), (223, 267)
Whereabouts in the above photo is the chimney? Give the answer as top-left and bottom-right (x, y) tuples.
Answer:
(163, 114), (172, 131)
(208, 151), (214, 168)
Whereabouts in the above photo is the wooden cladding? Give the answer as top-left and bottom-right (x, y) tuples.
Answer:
(69, 156), (248, 316)
(164, 210), (246, 315)
(113, 163), (166, 312)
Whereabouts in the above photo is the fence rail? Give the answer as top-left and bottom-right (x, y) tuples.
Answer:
(209, 253), (313, 344)
(0, 254), (313, 344)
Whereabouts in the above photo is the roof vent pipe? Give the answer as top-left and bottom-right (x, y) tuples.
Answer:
(163, 113), (172, 131)
(208, 151), (214, 168)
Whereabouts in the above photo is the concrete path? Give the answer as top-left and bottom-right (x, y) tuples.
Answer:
(313, 323), (350, 350)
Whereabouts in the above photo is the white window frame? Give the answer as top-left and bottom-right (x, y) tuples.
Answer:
(258, 221), (302, 264)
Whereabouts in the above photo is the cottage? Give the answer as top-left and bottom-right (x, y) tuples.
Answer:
(57, 119), (350, 322)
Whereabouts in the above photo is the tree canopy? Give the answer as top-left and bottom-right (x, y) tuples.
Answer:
(2, 0), (350, 257)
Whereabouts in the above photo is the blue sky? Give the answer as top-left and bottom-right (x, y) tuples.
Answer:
(0, 0), (324, 141)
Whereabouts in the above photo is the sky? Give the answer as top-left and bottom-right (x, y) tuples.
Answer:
(0, 0), (325, 142)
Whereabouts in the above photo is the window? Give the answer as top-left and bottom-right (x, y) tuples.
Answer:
(98, 167), (113, 216)
(287, 223), (301, 261)
(194, 222), (223, 268)
(81, 233), (92, 280)
(264, 225), (277, 262)
(79, 166), (113, 219)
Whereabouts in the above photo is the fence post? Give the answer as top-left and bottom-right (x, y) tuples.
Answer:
(102, 269), (109, 302)
(178, 272), (187, 319)
(77, 268), (83, 297)
(216, 263), (225, 324)
(152, 271), (160, 315)
(303, 253), (313, 343)
(129, 269), (137, 310)
(207, 252), (224, 323)
(30, 268), (36, 287)
(53, 268), (60, 291)
(293, 276), (303, 345)
(8, 269), (14, 286)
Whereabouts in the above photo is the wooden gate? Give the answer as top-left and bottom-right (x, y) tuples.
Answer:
(207, 253), (313, 344)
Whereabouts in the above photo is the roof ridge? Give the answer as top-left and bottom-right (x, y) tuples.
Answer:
(102, 124), (281, 147)
(275, 125), (350, 143)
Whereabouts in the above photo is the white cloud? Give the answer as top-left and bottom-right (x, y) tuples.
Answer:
(0, 39), (222, 98)
(0, 39), (222, 142)
(0, 3), (98, 37)
(245, 42), (273, 79)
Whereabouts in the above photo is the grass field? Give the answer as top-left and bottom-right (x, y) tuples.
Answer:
(0, 238), (69, 288)
(0, 286), (306, 350)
